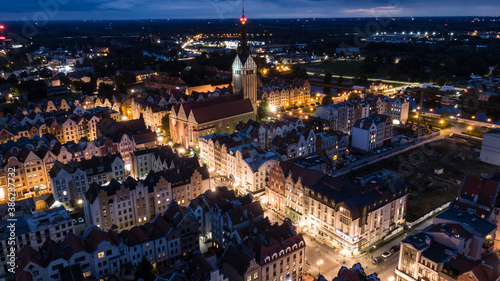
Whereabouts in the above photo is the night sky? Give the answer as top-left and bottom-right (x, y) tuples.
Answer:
(1, 0), (499, 21)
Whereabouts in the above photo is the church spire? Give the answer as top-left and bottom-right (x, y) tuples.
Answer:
(239, 0), (249, 56)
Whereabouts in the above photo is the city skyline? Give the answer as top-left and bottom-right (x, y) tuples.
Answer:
(1, 0), (500, 21)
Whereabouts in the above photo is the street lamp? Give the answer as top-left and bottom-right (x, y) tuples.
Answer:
(371, 246), (376, 259)
(317, 259), (324, 276)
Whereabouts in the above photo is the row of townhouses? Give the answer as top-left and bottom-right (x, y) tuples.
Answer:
(314, 95), (409, 136)
(199, 133), (281, 194)
(83, 158), (209, 231)
(258, 77), (311, 108)
(15, 201), (199, 281)
(12, 186), (306, 281)
(0, 118), (157, 203)
(50, 145), (207, 206)
(187, 186), (307, 281)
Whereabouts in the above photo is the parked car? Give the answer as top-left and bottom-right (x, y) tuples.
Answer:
(72, 218), (77, 224)
(372, 257), (384, 265)
(390, 245), (400, 253)
(381, 251), (392, 259)
(78, 217), (84, 224)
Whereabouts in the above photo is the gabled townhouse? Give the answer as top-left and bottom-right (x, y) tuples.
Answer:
(49, 154), (125, 205)
(351, 114), (392, 152)
(188, 186), (245, 253)
(258, 77), (310, 108)
(270, 128), (316, 160)
(84, 161), (209, 231)
(314, 101), (355, 134)
(316, 130), (349, 162)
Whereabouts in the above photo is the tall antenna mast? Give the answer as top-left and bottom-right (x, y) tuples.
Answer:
(239, 0), (248, 56)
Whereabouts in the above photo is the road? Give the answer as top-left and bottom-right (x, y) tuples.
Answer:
(264, 209), (434, 281)
(421, 112), (497, 130)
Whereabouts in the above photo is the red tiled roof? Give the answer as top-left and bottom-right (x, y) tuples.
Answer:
(61, 232), (87, 259)
(458, 174), (500, 208)
(425, 223), (473, 240)
(83, 227), (116, 252)
(173, 96), (254, 124)
(451, 200), (490, 218)
(191, 99), (254, 124)
(130, 226), (150, 243)
(259, 233), (305, 265)
(279, 159), (325, 188)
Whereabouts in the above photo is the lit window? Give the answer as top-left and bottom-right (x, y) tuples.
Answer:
(98, 252), (105, 259)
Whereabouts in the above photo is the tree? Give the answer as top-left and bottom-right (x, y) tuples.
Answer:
(257, 99), (269, 121)
(6, 74), (18, 86)
(348, 92), (360, 101)
(39, 68), (52, 79)
(161, 114), (170, 139)
(440, 111), (451, 118)
(492, 65), (500, 77)
(134, 257), (156, 281)
(19, 71), (29, 79)
(323, 72), (332, 84)
(337, 75), (344, 85)
(321, 94), (334, 106)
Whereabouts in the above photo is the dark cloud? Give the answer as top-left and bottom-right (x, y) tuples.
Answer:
(0, 0), (499, 20)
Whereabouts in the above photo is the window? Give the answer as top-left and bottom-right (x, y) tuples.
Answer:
(98, 252), (105, 259)
(254, 272), (259, 279)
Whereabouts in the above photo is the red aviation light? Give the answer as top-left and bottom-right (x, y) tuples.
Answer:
(240, 17), (247, 24)
(0, 25), (4, 30)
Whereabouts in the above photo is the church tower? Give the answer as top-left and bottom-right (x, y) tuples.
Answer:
(232, 3), (258, 114)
